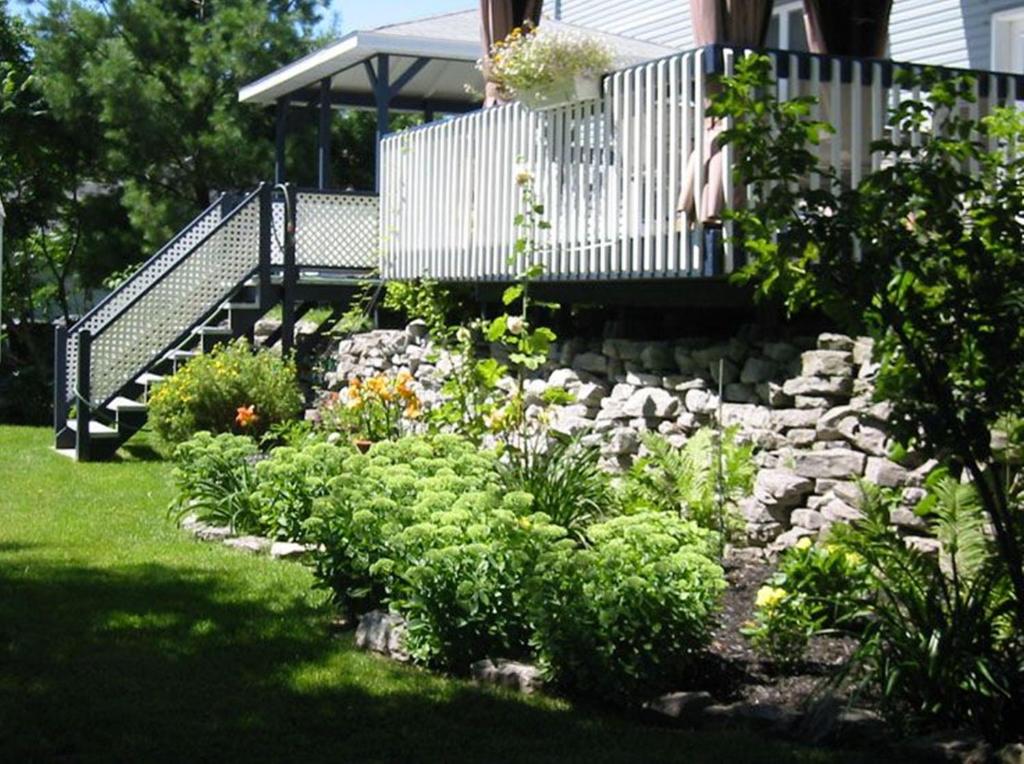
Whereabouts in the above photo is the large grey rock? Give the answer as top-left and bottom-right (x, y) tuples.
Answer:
(194, 524), (232, 542)
(471, 659), (544, 694)
(623, 387), (679, 419)
(270, 541), (315, 560)
(709, 357), (739, 387)
(821, 498), (864, 523)
(573, 381), (608, 408)
(792, 449), (867, 479)
(790, 508), (827, 531)
(740, 356), (777, 384)
(755, 469), (814, 509)
(852, 337), (875, 366)
(684, 388), (719, 414)
(801, 350), (854, 378)
(607, 427), (640, 456)
(355, 610), (409, 662)
(771, 408), (825, 431)
(865, 457), (909, 487)
(625, 369), (664, 387)
(762, 341), (799, 362)
(223, 536), (270, 554)
(816, 333), (855, 352)
(572, 352), (608, 375)
(640, 343), (674, 371)
(644, 691), (714, 720)
(724, 383), (758, 403)
(769, 526), (816, 552)
(547, 368), (581, 390)
(663, 375), (707, 392)
(603, 339), (645, 361)
(720, 403), (771, 430)
(783, 376), (854, 397)
(795, 394), (836, 409)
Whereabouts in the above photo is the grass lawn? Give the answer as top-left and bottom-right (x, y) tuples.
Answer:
(0, 426), (869, 763)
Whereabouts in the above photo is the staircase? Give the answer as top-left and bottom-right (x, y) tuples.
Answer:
(54, 183), (380, 461)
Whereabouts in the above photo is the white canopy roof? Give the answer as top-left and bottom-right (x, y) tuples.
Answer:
(238, 9), (675, 109)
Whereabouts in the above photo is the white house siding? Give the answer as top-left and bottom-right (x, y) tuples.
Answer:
(555, 0), (1024, 72)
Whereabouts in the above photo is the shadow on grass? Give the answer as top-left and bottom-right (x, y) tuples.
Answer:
(0, 559), (833, 764)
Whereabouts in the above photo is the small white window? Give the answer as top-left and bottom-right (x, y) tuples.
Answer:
(992, 8), (1024, 72)
(767, 1), (808, 51)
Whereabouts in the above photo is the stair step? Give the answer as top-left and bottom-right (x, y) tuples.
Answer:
(165, 349), (198, 361)
(224, 300), (260, 310)
(106, 396), (147, 413)
(136, 372), (165, 386)
(67, 420), (120, 439)
(194, 324), (232, 336)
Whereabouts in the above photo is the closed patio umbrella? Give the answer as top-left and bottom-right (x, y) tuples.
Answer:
(679, 0), (773, 223)
(480, 0), (544, 106)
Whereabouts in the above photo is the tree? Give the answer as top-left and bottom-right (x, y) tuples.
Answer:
(713, 55), (1024, 636)
(31, 0), (327, 249)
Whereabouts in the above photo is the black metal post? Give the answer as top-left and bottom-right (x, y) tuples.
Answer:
(423, 105), (434, 123)
(75, 329), (92, 462)
(274, 98), (288, 185)
(373, 54), (391, 193)
(53, 323), (68, 440)
(317, 77), (332, 190)
(258, 183), (272, 311)
(281, 184), (298, 355)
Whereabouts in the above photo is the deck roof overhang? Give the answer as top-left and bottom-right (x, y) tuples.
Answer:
(238, 30), (483, 113)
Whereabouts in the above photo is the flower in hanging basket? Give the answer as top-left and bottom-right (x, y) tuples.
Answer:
(481, 23), (613, 109)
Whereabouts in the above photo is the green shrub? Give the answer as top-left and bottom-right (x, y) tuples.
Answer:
(388, 493), (566, 669)
(148, 338), (303, 444)
(304, 436), (505, 616)
(253, 441), (354, 540)
(743, 536), (872, 660)
(623, 428), (754, 541)
(169, 431), (263, 533)
(529, 511), (725, 701)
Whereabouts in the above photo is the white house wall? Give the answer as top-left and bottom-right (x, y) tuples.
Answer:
(555, 0), (1024, 71)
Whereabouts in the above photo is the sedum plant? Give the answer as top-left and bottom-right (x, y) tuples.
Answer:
(529, 511), (725, 702)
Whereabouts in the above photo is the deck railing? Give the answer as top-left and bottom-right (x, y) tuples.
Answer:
(379, 45), (1024, 282)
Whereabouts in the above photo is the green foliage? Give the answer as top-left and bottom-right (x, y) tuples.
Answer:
(714, 54), (1024, 648)
(529, 511), (725, 701)
(387, 494), (566, 669)
(169, 431), (262, 533)
(304, 436), (505, 616)
(623, 429), (754, 540)
(148, 339), (303, 445)
(744, 537), (872, 661)
(498, 435), (614, 540)
(382, 280), (471, 343)
(832, 481), (1021, 739)
(253, 441), (353, 540)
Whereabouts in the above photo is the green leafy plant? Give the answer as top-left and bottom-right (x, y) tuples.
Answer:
(529, 511), (725, 701)
(714, 53), (1024, 656)
(148, 338), (303, 444)
(252, 441), (353, 540)
(497, 435), (613, 540)
(622, 428), (754, 541)
(169, 431), (263, 534)
(743, 536), (872, 661)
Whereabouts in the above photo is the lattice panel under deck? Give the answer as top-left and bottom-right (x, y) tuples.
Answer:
(65, 204), (223, 399)
(87, 199), (261, 405)
(271, 198), (286, 265)
(295, 193), (378, 269)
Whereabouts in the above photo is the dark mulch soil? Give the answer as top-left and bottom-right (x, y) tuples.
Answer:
(689, 549), (859, 711)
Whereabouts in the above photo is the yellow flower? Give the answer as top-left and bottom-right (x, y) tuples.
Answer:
(844, 551), (865, 567)
(755, 586), (787, 610)
(795, 537), (813, 551)
(403, 400), (422, 419)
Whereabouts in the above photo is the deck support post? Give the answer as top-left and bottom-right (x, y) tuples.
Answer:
(75, 329), (92, 462)
(53, 323), (68, 443)
(274, 98), (288, 185)
(257, 182), (273, 311)
(366, 54), (431, 192)
(317, 77), (332, 190)
(281, 184), (298, 355)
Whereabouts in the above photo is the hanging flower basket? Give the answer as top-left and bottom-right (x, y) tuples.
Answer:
(517, 73), (603, 111)
(482, 24), (612, 110)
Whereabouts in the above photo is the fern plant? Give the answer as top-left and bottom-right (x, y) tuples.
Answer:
(622, 427), (754, 540)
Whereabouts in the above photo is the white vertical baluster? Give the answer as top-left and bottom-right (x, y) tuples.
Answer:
(679, 52), (691, 275)
(692, 48), (705, 276)
(722, 48), (735, 274)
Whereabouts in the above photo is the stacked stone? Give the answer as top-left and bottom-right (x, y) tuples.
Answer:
(328, 325), (931, 550)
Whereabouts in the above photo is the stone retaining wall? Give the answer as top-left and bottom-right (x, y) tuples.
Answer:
(325, 324), (931, 552)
